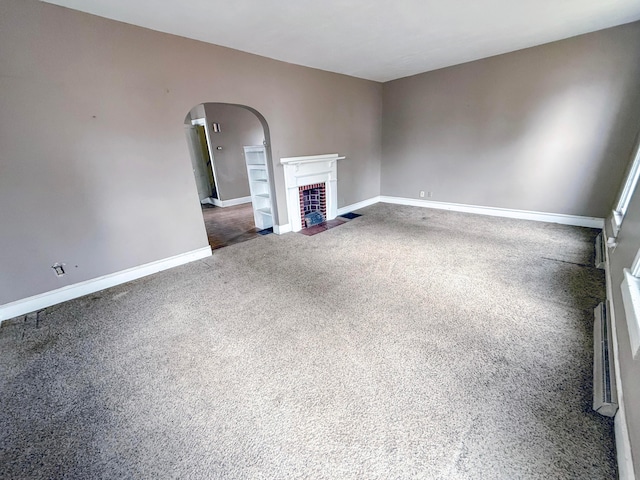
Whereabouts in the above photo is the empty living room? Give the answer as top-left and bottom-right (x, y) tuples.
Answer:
(2, 0), (640, 478)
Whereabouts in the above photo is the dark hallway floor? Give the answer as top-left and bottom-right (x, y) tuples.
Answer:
(201, 203), (257, 250)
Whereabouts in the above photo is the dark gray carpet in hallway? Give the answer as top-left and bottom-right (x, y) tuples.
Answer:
(0, 203), (615, 479)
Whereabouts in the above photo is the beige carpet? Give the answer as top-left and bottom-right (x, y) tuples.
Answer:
(0, 203), (616, 479)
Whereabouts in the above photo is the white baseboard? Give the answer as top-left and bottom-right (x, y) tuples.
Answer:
(215, 196), (252, 208)
(274, 196), (379, 235)
(0, 246), (212, 323)
(379, 196), (604, 229)
(337, 196), (381, 216)
(282, 195), (603, 232)
(203, 197), (251, 208)
(273, 223), (291, 235)
(604, 245), (636, 480)
(615, 402), (636, 480)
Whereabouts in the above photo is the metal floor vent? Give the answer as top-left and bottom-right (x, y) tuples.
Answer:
(593, 302), (618, 417)
(595, 232), (606, 269)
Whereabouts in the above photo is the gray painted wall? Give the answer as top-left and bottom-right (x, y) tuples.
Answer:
(605, 137), (640, 476)
(381, 23), (640, 218)
(382, 23), (640, 468)
(203, 104), (263, 201)
(0, 0), (382, 305)
(2, 1), (640, 471)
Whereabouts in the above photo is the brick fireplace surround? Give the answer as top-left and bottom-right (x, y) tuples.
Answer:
(299, 183), (327, 227)
(280, 153), (344, 233)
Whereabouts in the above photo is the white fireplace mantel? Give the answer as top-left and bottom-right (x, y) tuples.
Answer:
(280, 153), (344, 232)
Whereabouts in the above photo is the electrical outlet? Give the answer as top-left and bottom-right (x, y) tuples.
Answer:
(51, 263), (66, 277)
(428, 192), (433, 198)
(419, 191), (425, 198)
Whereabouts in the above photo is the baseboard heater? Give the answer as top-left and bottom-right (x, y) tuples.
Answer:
(593, 302), (618, 417)
(595, 232), (606, 269)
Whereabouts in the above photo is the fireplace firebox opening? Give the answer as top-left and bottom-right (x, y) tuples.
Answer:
(299, 183), (327, 228)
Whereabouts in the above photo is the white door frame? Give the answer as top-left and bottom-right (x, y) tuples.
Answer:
(191, 117), (222, 202)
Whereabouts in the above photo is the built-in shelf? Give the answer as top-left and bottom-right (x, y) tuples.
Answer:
(245, 149), (267, 166)
(244, 145), (273, 230)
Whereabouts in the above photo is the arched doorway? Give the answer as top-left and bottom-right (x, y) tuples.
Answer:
(184, 103), (277, 249)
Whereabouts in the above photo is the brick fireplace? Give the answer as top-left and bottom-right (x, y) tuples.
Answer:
(280, 153), (344, 233)
(299, 183), (327, 227)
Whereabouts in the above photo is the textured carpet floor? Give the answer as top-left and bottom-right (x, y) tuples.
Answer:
(0, 203), (616, 479)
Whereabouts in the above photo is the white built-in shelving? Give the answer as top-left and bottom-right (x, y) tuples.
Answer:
(244, 145), (273, 230)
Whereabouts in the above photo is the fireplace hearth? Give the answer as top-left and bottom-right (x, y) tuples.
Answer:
(281, 153), (344, 233)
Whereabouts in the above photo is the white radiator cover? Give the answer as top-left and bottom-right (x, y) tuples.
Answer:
(595, 232), (606, 270)
(593, 302), (618, 417)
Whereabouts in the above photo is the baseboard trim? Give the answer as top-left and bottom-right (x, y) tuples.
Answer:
(203, 197), (251, 208)
(273, 196), (379, 234)
(285, 195), (603, 231)
(337, 196), (381, 216)
(615, 402), (636, 480)
(378, 196), (604, 229)
(201, 197), (223, 208)
(604, 244), (636, 480)
(273, 224), (291, 235)
(218, 196), (252, 208)
(0, 246), (213, 323)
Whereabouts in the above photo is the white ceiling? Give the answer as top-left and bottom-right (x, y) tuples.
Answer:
(42, 0), (640, 82)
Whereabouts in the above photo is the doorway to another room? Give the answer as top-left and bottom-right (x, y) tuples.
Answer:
(184, 103), (275, 250)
